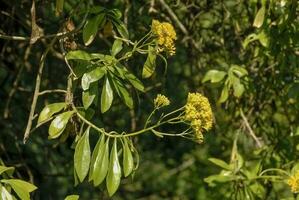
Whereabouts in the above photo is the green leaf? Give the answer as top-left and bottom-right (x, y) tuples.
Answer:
(89, 134), (104, 181)
(108, 9), (122, 19)
(81, 67), (106, 90)
(142, 46), (157, 78)
(48, 111), (74, 139)
(83, 14), (106, 46)
(64, 194), (79, 200)
(82, 82), (98, 110)
(111, 77), (133, 109)
(253, 6), (265, 28)
(37, 102), (66, 125)
(257, 31), (269, 47)
(74, 127), (91, 182)
(218, 85), (229, 103)
(233, 81), (245, 98)
(0, 166), (14, 176)
(123, 138), (134, 177)
(106, 139), (121, 197)
(208, 158), (232, 170)
(1, 179), (37, 200)
(101, 77), (114, 113)
(242, 33), (259, 49)
(123, 69), (144, 92)
(230, 65), (248, 77)
(111, 19), (129, 40)
(90, 135), (109, 186)
(111, 39), (123, 56)
(204, 173), (237, 186)
(0, 185), (14, 200)
(202, 70), (227, 83)
(55, 0), (64, 16)
(66, 50), (105, 61)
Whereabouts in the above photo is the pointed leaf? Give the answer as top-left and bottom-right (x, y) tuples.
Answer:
(253, 6), (265, 28)
(82, 82), (98, 110)
(83, 14), (106, 46)
(112, 77), (133, 109)
(66, 50), (105, 61)
(202, 70), (227, 83)
(89, 134), (105, 180)
(233, 81), (245, 98)
(90, 136), (109, 186)
(74, 127), (91, 182)
(48, 111), (74, 139)
(38, 102), (66, 124)
(142, 46), (157, 78)
(111, 19), (129, 40)
(1, 179), (37, 200)
(218, 85), (229, 103)
(111, 39), (123, 56)
(81, 67), (106, 90)
(101, 77), (114, 113)
(108, 9), (122, 19)
(230, 65), (248, 77)
(123, 138), (134, 177)
(0, 166), (14, 176)
(208, 158), (232, 170)
(124, 70), (144, 92)
(65, 195), (79, 200)
(1, 185), (13, 200)
(106, 139), (121, 196)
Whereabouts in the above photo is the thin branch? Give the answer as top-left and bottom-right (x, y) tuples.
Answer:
(157, 0), (188, 35)
(23, 38), (58, 144)
(0, 34), (29, 41)
(240, 108), (262, 148)
(38, 89), (67, 96)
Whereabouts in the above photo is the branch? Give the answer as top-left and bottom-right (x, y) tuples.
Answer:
(23, 37), (58, 144)
(240, 108), (262, 148)
(38, 89), (67, 96)
(157, 0), (188, 35)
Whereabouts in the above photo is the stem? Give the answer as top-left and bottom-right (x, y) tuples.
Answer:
(23, 37), (58, 144)
(38, 89), (67, 96)
(259, 168), (290, 177)
(72, 103), (175, 138)
(160, 107), (184, 121)
(240, 108), (262, 148)
(153, 128), (192, 137)
(144, 108), (157, 128)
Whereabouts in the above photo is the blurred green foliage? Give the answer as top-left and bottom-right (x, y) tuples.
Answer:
(1, 0), (299, 199)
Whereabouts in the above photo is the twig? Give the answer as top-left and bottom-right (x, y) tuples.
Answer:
(38, 89), (67, 96)
(240, 108), (262, 148)
(23, 37), (58, 144)
(157, 0), (188, 35)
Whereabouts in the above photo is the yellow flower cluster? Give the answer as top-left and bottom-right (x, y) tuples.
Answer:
(151, 20), (177, 56)
(184, 93), (213, 143)
(288, 171), (299, 193)
(154, 94), (170, 108)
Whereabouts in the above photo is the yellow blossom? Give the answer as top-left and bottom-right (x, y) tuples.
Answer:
(288, 171), (299, 193)
(154, 94), (170, 108)
(151, 20), (177, 56)
(184, 93), (213, 143)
